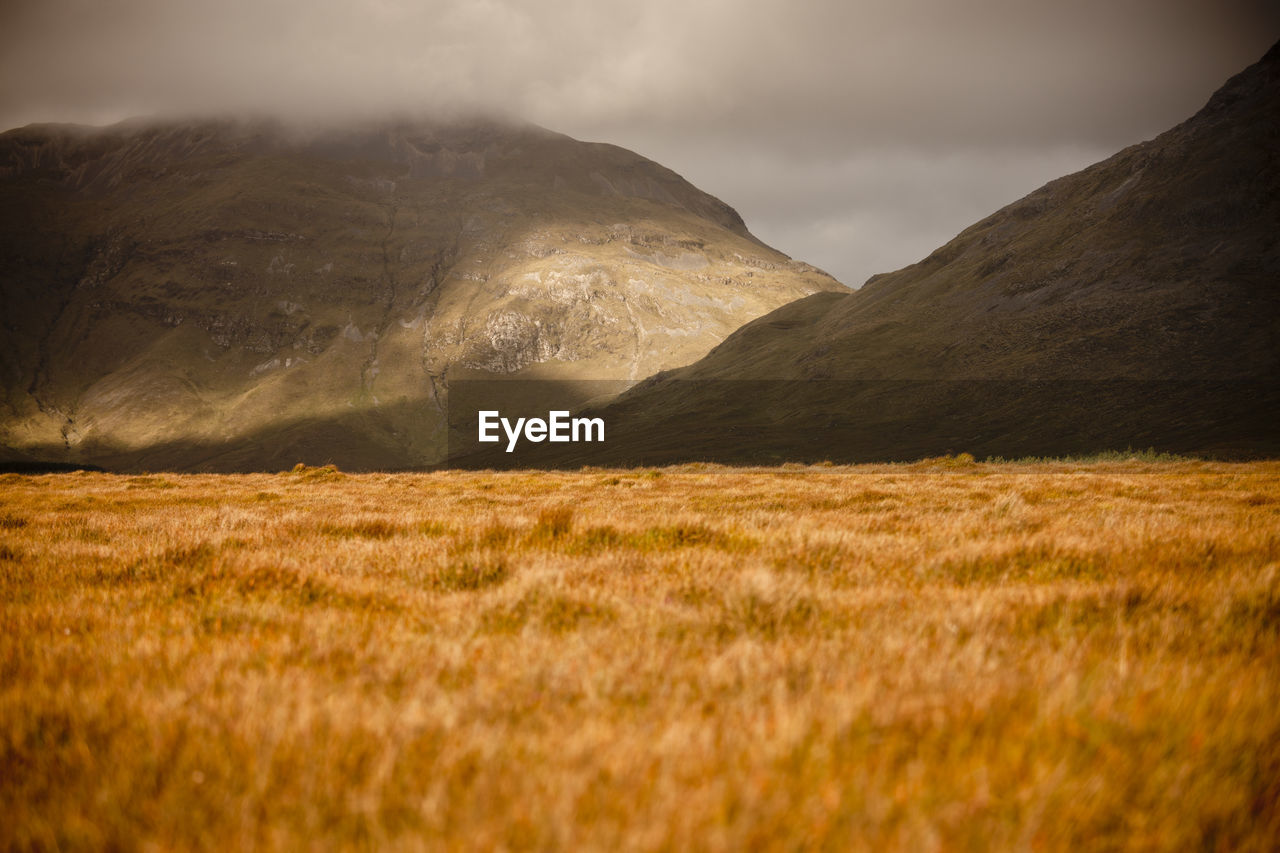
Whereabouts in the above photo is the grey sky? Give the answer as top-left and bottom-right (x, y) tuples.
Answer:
(2, 0), (1277, 286)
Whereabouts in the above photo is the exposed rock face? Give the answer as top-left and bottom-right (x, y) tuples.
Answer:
(550, 42), (1280, 465)
(0, 117), (842, 470)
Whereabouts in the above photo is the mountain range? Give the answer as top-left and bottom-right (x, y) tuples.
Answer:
(489, 39), (1279, 467)
(5, 42), (1279, 472)
(0, 118), (840, 471)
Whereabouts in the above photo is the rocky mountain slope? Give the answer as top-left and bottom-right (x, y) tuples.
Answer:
(518, 41), (1280, 466)
(0, 117), (842, 471)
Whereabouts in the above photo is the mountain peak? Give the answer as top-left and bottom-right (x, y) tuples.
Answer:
(556, 42), (1280, 465)
(0, 115), (842, 471)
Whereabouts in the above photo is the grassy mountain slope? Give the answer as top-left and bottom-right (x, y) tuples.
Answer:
(0, 118), (842, 471)
(532, 41), (1280, 466)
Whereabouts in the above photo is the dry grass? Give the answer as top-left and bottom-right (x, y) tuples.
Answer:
(2, 460), (1278, 850)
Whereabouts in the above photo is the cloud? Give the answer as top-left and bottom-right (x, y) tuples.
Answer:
(1, 0), (1276, 285)
(4, 0), (1276, 142)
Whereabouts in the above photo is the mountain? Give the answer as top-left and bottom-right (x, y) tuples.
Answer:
(0, 117), (842, 471)
(506, 41), (1280, 467)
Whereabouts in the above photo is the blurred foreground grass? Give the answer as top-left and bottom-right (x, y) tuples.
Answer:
(2, 460), (1278, 850)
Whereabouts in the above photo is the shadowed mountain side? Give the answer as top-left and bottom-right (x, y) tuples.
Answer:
(0, 457), (105, 474)
(6, 396), (444, 473)
(558, 42), (1280, 465)
(7, 378), (1273, 472)
(680, 42), (1280, 384)
(0, 117), (843, 471)
(448, 380), (1280, 468)
(4, 378), (637, 472)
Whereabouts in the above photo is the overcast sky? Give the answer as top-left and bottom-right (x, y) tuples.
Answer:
(2, 0), (1277, 287)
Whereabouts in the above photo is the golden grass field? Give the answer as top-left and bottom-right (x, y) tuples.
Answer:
(2, 459), (1278, 850)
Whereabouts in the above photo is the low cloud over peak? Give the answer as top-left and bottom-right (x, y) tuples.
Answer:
(3, 0), (1276, 286)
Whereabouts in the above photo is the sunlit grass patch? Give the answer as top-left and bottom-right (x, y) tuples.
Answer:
(431, 554), (510, 593)
(633, 523), (754, 552)
(565, 524), (629, 555)
(713, 589), (832, 640)
(476, 513), (761, 556)
(936, 543), (1109, 585)
(527, 506), (574, 544)
(771, 542), (857, 578)
(319, 519), (405, 539)
(2, 460), (1278, 850)
(0, 544), (27, 562)
(124, 476), (176, 489)
(285, 463), (344, 481)
(232, 564), (397, 611)
(985, 448), (1200, 464)
(568, 522), (756, 554)
(1225, 582), (1280, 645)
(480, 587), (617, 634)
(986, 588), (1150, 637)
(805, 489), (897, 511)
(196, 604), (285, 637)
(469, 522), (519, 550)
(914, 452), (978, 468)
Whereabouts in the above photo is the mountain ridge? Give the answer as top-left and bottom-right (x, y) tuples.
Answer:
(684, 39), (1278, 382)
(495, 41), (1280, 467)
(0, 115), (842, 471)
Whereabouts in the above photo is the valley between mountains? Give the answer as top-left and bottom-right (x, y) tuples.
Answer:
(3, 43), (1278, 471)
